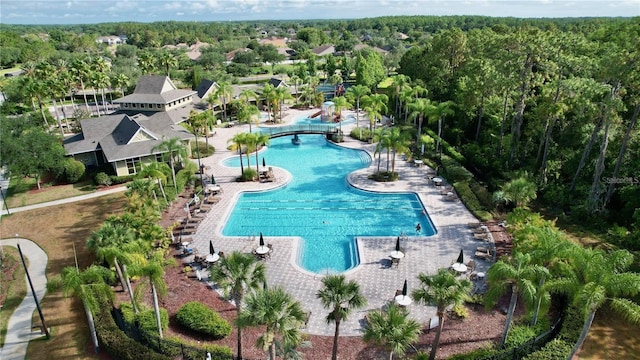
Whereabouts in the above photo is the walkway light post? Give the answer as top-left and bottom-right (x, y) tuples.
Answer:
(0, 185), (9, 215)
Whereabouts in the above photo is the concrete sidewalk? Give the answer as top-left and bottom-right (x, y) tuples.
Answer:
(0, 238), (49, 360)
(0, 185), (127, 216)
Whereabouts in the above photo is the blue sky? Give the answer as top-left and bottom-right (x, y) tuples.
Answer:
(1, 0), (638, 25)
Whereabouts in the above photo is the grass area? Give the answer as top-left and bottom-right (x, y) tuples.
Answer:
(5, 178), (96, 208)
(0, 192), (127, 360)
(0, 246), (27, 347)
(579, 305), (640, 360)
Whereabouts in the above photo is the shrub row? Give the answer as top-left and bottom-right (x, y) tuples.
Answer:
(90, 290), (170, 360)
(349, 127), (373, 142)
(453, 181), (492, 221)
(424, 128), (466, 164)
(162, 336), (234, 360)
(120, 302), (170, 333)
(176, 301), (232, 339)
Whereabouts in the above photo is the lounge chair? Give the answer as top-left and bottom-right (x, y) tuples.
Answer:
(391, 257), (400, 268)
(467, 222), (482, 229)
(474, 233), (489, 240)
(475, 249), (493, 260)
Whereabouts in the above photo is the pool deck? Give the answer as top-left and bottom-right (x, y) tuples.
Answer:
(186, 108), (491, 336)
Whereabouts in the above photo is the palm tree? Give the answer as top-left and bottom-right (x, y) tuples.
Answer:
(274, 86), (292, 122)
(389, 127), (410, 174)
(237, 287), (307, 360)
(289, 74), (302, 105)
(86, 222), (135, 297)
(390, 74), (410, 116)
(518, 226), (574, 325)
(158, 51), (177, 76)
(261, 83), (277, 122)
(151, 137), (187, 189)
(70, 56), (91, 113)
(112, 73), (129, 97)
(346, 84), (370, 131)
(91, 57), (111, 113)
(216, 81), (234, 123)
(374, 128), (392, 174)
(61, 264), (115, 354)
(137, 51), (156, 74)
(565, 248), (640, 359)
(137, 161), (171, 203)
(129, 249), (174, 339)
(362, 93), (388, 142)
(363, 304), (421, 360)
(237, 102), (260, 133)
(430, 101), (455, 155)
(316, 275), (367, 360)
(408, 98), (434, 154)
(210, 251), (266, 360)
(248, 132), (270, 175)
(331, 95), (351, 134)
(485, 252), (548, 347)
(228, 132), (249, 177)
(239, 88), (258, 105)
(412, 269), (472, 360)
(500, 173), (538, 208)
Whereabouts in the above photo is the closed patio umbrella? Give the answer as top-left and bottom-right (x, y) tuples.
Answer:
(402, 279), (408, 297)
(209, 240), (215, 255)
(211, 175), (216, 185)
(262, 157), (266, 168)
(395, 236), (401, 252)
(456, 249), (464, 264)
(259, 232), (264, 247)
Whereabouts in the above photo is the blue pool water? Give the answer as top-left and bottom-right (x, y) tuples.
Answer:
(222, 134), (435, 273)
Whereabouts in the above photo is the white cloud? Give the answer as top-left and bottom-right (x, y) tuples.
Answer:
(163, 2), (183, 10)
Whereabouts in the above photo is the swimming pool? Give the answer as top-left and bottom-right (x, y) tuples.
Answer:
(222, 134), (436, 273)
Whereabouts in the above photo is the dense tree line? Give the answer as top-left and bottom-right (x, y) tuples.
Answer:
(394, 19), (639, 239)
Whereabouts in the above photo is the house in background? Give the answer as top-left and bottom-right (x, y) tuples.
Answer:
(311, 44), (335, 56)
(64, 75), (197, 176)
(96, 35), (126, 45)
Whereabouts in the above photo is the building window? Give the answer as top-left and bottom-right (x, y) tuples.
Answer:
(123, 103), (129, 108)
(156, 104), (161, 109)
(126, 157), (141, 175)
(155, 153), (163, 162)
(141, 103), (146, 109)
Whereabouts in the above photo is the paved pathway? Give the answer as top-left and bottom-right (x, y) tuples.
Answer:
(184, 109), (490, 337)
(0, 238), (49, 360)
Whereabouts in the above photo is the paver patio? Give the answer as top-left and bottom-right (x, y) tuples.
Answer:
(182, 109), (490, 336)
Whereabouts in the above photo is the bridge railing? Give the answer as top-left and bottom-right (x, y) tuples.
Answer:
(257, 123), (339, 137)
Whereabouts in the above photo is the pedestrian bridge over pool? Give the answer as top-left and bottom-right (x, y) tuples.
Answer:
(257, 123), (342, 139)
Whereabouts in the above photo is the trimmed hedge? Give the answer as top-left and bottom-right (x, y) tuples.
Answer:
(91, 291), (170, 360)
(163, 336), (234, 360)
(120, 302), (169, 334)
(453, 181), (493, 221)
(176, 301), (232, 339)
(522, 339), (573, 360)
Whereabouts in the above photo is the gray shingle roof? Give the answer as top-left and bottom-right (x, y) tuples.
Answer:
(113, 75), (196, 105)
(64, 111), (193, 162)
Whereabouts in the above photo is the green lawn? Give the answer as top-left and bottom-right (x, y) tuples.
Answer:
(5, 177), (96, 208)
